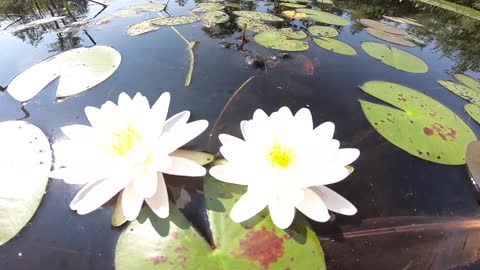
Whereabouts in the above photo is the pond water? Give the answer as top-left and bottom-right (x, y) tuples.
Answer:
(1, 0), (480, 269)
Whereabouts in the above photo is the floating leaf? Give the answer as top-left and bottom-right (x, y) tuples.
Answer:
(7, 46), (121, 102)
(296, 8), (350, 26)
(206, 0), (225, 2)
(366, 27), (415, 47)
(254, 30), (309, 51)
(0, 121), (52, 245)
(151, 16), (200, 26)
(307, 25), (338, 37)
(128, 19), (160, 36)
(191, 3), (225, 12)
(279, 2), (306, 8)
(201, 11), (229, 24)
(278, 28), (307, 39)
(359, 19), (408, 35)
(237, 17), (275, 33)
(438, 80), (480, 105)
(313, 37), (356, 55)
(465, 103), (480, 124)
(112, 192), (127, 227)
(383, 16), (424, 27)
(454, 74), (480, 92)
(115, 177), (327, 269)
(359, 81), (476, 165)
(282, 10), (308, 19)
(113, 4), (166, 17)
(9, 16), (65, 33)
(112, 9), (142, 18)
(317, 0), (333, 4)
(404, 34), (425, 46)
(361, 42), (428, 73)
(170, 150), (214, 166)
(227, 3), (241, 8)
(234, 11), (284, 22)
(281, 0), (312, 3)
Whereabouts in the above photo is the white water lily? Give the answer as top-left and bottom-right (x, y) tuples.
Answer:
(209, 107), (359, 229)
(50, 92), (208, 221)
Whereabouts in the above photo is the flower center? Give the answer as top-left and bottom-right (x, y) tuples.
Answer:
(267, 141), (295, 169)
(111, 126), (142, 156)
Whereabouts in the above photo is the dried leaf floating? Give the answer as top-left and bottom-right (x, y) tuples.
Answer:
(359, 81), (476, 165)
(296, 8), (350, 26)
(313, 37), (356, 55)
(254, 30), (309, 51)
(366, 27), (415, 47)
(308, 25), (338, 38)
(0, 121), (51, 245)
(359, 19), (408, 35)
(191, 3), (225, 12)
(383, 16), (425, 27)
(233, 11), (284, 22)
(465, 103), (480, 125)
(361, 42), (428, 73)
(7, 46), (121, 102)
(282, 10), (308, 19)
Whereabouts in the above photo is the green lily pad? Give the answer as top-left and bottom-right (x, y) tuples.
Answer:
(7, 46), (121, 102)
(383, 16), (424, 27)
(281, 0), (312, 3)
(465, 103), (480, 124)
(115, 176), (326, 269)
(317, 0), (333, 4)
(237, 17), (275, 33)
(279, 28), (307, 39)
(191, 3), (225, 12)
(254, 30), (309, 51)
(307, 25), (338, 37)
(438, 80), (480, 105)
(279, 2), (306, 8)
(361, 42), (428, 73)
(112, 9), (141, 18)
(359, 81), (476, 165)
(454, 74), (480, 92)
(151, 16), (200, 26)
(404, 34), (425, 46)
(233, 11), (284, 22)
(313, 37), (356, 55)
(366, 27), (415, 47)
(0, 121), (52, 245)
(227, 3), (241, 8)
(201, 11), (230, 24)
(359, 19), (408, 35)
(127, 19), (160, 36)
(296, 8), (350, 26)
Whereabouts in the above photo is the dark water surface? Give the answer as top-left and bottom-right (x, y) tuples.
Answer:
(1, 0), (480, 269)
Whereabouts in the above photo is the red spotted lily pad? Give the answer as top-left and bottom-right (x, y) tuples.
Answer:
(359, 81), (476, 165)
(115, 176), (326, 269)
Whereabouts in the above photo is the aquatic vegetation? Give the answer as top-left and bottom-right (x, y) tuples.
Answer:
(0, 121), (51, 245)
(454, 74), (480, 91)
(127, 19), (161, 36)
(361, 42), (428, 73)
(234, 11), (284, 22)
(383, 16), (425, 27)
(366, 28), (415, 47)
(282, 10), (309, 19)
(279, 2), (307, 8)
(7, 46), (121, 102)
(278, 28), (307, 39)
(359, 81), (476, 165)
(404, 34), (426, 46)
(254, 30), (309, 51)
(113, 4), (166, 17)
(191, 3), (225, 12)
(237, 17), (275, 33)
(7, 16), (65, 33)
(308, 25), (339, 38)
(438, 79), (480, 105)
(201, 11), (230, 24)
(151, 16), (200, 26)
(359, 19), (408, 35)
(313, 37), (357, 55)
(296, 8), (351, 26)
(465, 103), (480, 124)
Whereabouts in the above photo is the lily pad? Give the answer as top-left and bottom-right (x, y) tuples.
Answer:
(366, 27), (415, 47)
(281, 0), (312, 3)
(438, 80), (480, 105)
(237, 17), (275, 33)
(279, 28), (307, 39)
(115, 176), (326, 269)
(254, 30), (309, 51)
(404, 34), (425, 46)
(112, 9), (141, 18)
(128, 19), (160, 36)
(191, 3), (225, 12)
(234, 11), (284, 22)
(465, 103), (480, 124)
(151, 16), (200, 26)
(201, 11), (230, 24)
(296, 8), (350, 26)
(7, 46), (121, 102)
(282, 10), (308, 19)
(454, 74), (480, 92)
(279, 2), (306, 8)
(307, 25), (338, 37)
(317, 0), (333, 4)
(361, 42), (428, 73)
(9, 16), (65, 33)
(227, 3), (241, 8)
(313, 37), (356, 55)
(359, 19), (408, 35)
(383, 16), (424, 27)
(112, 4), (166, 17)
(0, 121), (52, 245)
(359, 81), (476, 165)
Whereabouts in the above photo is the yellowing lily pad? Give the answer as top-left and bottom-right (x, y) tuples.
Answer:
(282, 10), (308, 19)
(361, 42), (428, 73)
(0, 121), (52, 245)
(127, 19), (160, 36)
(359, 81), (476, 165)
(359, 19), (408, 35)
(254, 30), (309, 51)
(280, 2), (306, 8)
(313, 37), (356, 55)
(201, 11), (230, 24)
(454, 74), (480, 92)
(151, 16), (200, 26)
(191, 3), (225, 12)
(279, 28), (307, 39)
(438, 80), (480, 105)
(234, 11), (284, 22)
(237, 17), (275, 33)
(296, 9), (350, 26)
(112, 4), (166, 17)
(465, 103), (480, 124)
(366, 27), (415, 47)
(7, 46), (121, 102)
(308, 25), (338, 37)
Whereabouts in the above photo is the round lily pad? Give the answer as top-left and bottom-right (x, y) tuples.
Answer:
(279, 2), (306, 8)
(233, 11), (284, 22)
(191, 3), (225, 12)
(237, 17), (275, 33)
(7, 46), (121, 102)
(0, 121), (52, 245)
(127, 19), (160, 36)
(361, 42), (428, 73)
(438, 80), (480, 105)
(465, 103), (480, 124)
(296, 8), (350, 26)
(201, 11), (230, 24)
(454, 74), (480, 92)
(279, 28), (307, 39)
(282, 10), (308, 19)
(151, 16), (200, 26)
(307, 25), (338, 37)
(313, 37), (356, 55)
(359, 81), (476, 165)
(366, 27), (415, 47)
(359, 19), (408, 35)
(254, 30), (309, 51)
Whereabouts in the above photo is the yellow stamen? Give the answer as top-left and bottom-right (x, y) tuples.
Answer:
(267, 141), (295, 169)
(111, 126), (142, 156)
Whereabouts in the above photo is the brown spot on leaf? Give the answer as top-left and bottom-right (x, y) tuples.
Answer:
(175, 246), (189, 253)
(236, 226), (285, 269)
(423, 127), (434, 136)
(150, 255), (168, 265)
(173, 231), (179, 240)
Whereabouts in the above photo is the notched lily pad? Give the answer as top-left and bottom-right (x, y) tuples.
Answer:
(308, 25), (338, 37)
(313, 37), (356, 55)
(201, 11), (230, 24)
(191, 3), (225, 12)
(438, 80), (480, 105)
(465, 103), (480, 125)
(359, 81), (476, 165)
(296, 8), (350, 26)
(361, 42), (428, 73)
(279, 28), (307, 39)
(366, 27), (415, 47)
(282, 10), (308, 19)
(237, 17), (275, 33)
(359, 18), (408, 35)
(234, 11), (284, 22)
(254, 30), (309, 51)
(151, 16), (200, 26)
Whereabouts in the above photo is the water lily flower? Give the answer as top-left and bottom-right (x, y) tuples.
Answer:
(209, 107), (359, 229)
(50, 92), (208, 221)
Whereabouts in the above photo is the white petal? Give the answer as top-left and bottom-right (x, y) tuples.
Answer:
(300, 166), (349, 187)
(84, 106), (102, 128)
(117, 92), (133, 109)
(252, 109), (268, 121)
(218, 134), (245, 146)
(151, 92), (170, 129)
(146, 173), (169, 218)
(163, 120), (208, 153)
(268, 198), (295, 229)
(133, 92), (150, 110)
(61, 124), (96, 141)
(162, 156), (206, 177)
(163, 111), (190, 133)
(50, 166), (113, 184)
(230, 191), (268, 223)
(310, 186), (357, 216)
(133, 172), (158, 198)
(294, 108), (313, 130)
(209, 164), (248, 185)
(332, 148), (360, 167)
(122, 182), (144, 221)
(296, 188), (330, 222)
(240, 120), (249, 141)
(314, 122), (335, 140)
(274, 106), (293, 119)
